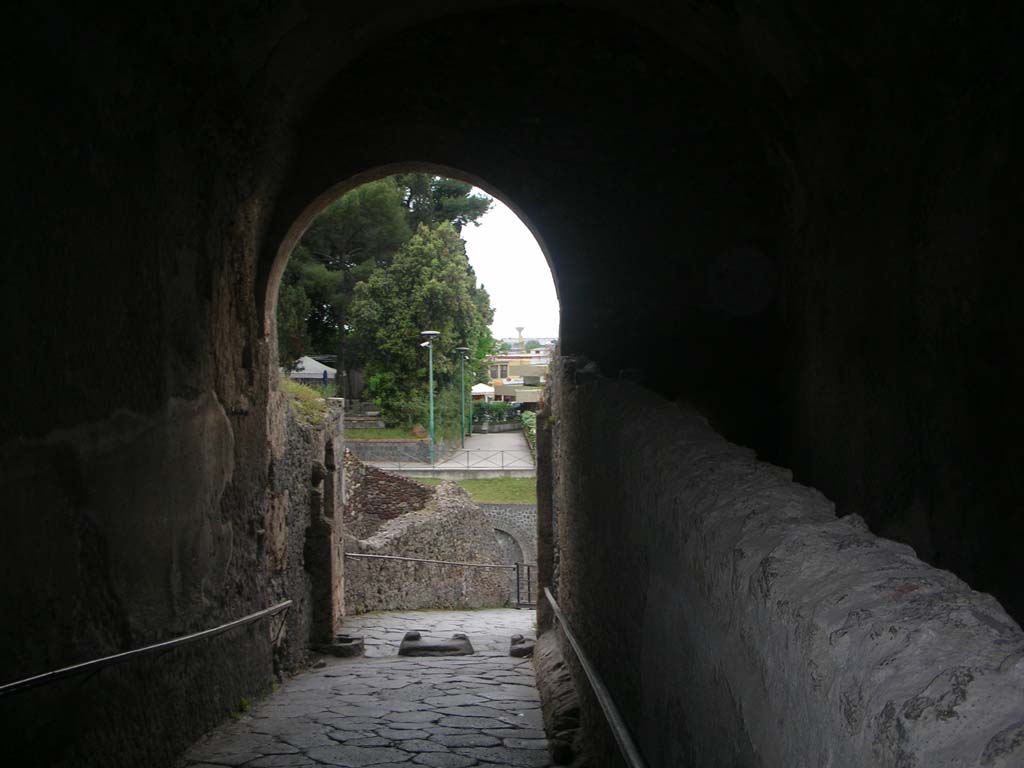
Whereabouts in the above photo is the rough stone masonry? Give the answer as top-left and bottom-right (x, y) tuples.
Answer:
(344, 469), (509, 614)
(547, 366), (1024, 768)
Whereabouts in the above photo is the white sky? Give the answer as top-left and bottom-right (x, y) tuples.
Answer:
(462, 192), (560, 340)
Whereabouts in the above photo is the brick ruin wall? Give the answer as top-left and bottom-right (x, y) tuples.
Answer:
(342, 450), (434, 538)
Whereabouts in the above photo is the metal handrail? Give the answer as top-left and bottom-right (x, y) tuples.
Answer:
(544, 587), (647, 768)
(0, 599), (293, 698)
(344, 552), (515, 569)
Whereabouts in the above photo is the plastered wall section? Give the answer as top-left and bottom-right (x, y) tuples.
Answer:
(551, 368), (1024, 768)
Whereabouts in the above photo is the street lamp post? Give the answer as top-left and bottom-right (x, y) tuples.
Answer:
(455, 346), (470, 448)
(420, 331), (440, 465)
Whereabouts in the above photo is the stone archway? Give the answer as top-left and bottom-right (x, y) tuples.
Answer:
(7, 3), (1024, 766)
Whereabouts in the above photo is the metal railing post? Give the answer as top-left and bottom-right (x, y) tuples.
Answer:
(516, 562), (521, 608)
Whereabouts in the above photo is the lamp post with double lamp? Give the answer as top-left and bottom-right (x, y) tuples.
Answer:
(420, 331), (440, 465)
(454, 346), (470, 448)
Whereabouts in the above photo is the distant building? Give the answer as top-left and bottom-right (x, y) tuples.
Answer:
(485, 347), (549, 408)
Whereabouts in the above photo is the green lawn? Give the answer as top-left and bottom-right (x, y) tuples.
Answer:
(415, 476), (536, 504)
(344, 427), (420, 440)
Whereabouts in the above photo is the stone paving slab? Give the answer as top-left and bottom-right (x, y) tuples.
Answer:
(179, 610), (549, 768)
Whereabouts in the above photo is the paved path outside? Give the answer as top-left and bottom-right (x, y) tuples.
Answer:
(368, 432), (535, 476)
(180, 609), (549, 768)
(457, 432), (531, 452)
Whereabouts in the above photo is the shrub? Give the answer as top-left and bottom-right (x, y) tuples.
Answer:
(280, 377), (328, 425)
(521, 410), (537, 455)
(473, 400), (515, 423)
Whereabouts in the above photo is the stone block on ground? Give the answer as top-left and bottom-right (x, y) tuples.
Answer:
(314, 634), (365, 657)
(509, 634), (535, 658)
(399, 631), (475, 657)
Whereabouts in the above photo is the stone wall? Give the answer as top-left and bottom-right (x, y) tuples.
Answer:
(480, 503), (538, 602)
(343, 451), (434, 538)
(546, 364), (1024, 768)
(267, 398), (345, 670)
(344, 437), (462, 464)
(478, 503), (538, 564)
(344, 438), (432, 463)
(344, 483), (509, 614)
(6, 5), (1022, 767)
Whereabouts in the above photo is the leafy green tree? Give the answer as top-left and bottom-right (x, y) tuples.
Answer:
(276, 283), (312, 371)
(276, 174), (491, 395)
(524, 339), (541, 351)
(279, 178), (410, 391)
(395, 174), (491, 233)
(349, 223), (494, 424)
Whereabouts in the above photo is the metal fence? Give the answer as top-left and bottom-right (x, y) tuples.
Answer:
(437, 449), (534, 469)
(514, 562), (537, 607)
(368, 448), (535, 471)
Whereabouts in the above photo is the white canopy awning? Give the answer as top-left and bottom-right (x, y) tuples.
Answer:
(288, 356), (337, 379)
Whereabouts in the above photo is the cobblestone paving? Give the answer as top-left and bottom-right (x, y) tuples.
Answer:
(180, 609), (549, 768)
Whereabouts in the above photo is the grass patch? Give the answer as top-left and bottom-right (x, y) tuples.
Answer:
(344, 427), (419, 440)
(414, 477), (536, 504)
(460, 477), (537, 503)
(280, 377), (327, 425)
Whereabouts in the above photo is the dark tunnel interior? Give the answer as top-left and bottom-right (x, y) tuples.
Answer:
(3, 3), (1023, 766)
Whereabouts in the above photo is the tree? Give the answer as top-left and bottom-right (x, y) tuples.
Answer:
(275, 174), (492, 396)
(395, 174), (492, 233)
(348, 223), (495, 424)
(279, 178), (410, 393)
(276, 283), (312, 371)
(524, 339), (541, 351)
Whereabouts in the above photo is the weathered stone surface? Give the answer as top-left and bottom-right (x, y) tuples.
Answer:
(510, 634), (536, 658)
(344, 476), (509, 613)
(315, 634), (365, 657)
(409, 753), (475, 768)
(549, 371), (1024, 767)
(454, 745), (552, 766)
(532, 632), (582, 766)
(343, 451), (434, 538)
(479, 504), (538, 567)
(270, 399), (345, 666)
(399, 633), (476, 657)
(178, 610), (552, 768)
(305, 744), (411, 765)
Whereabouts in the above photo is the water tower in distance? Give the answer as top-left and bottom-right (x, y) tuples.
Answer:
(516, 326), (525, 351)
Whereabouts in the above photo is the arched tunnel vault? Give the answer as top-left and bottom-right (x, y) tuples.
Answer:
(263, 3), (1024, 620)
(4, 2), (1024, 766)
(264, 4), (789, 446)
